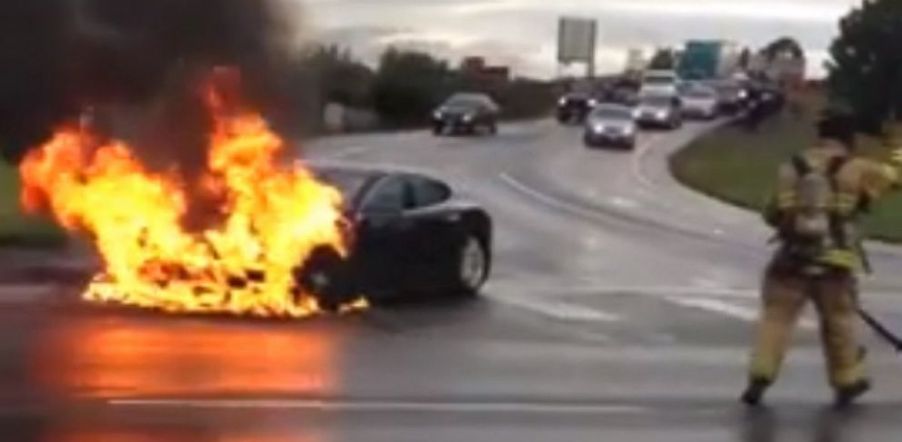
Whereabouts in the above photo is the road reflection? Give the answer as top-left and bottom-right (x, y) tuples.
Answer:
(30, 314), (342, 398)
(738, 407), (861, 442)
(42, 425), (327, 442)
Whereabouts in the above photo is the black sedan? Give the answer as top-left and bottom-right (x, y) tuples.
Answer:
(556, 92), (598, 124)
(432, 93), (500, 136)
(298, 165), (493, 308)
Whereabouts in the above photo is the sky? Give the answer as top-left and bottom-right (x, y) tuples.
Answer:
(292, 0), (862, 79)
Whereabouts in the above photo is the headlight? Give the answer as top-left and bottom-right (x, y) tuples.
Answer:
(592, 123), (606, 133)
(558, 98), (567, 106)
(463, 114), (474, 122)
(739, 90), (748, 99)
(433, 110), (443, 119)
(656, 110), (669, 119)
(632, 109), (641, 119)
(588, 99), (599, 107)
(623, 125), (636, 135)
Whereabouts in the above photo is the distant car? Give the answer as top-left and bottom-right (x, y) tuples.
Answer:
(680, 86), (719, 120)
(556, 92), (599, 124)
(432, 93), (500, 136)
(635, 94), (683, 129)
(709, 80), (749, 114)
(300, 165), (493, 308)
(640, 70), (681, 97)
(583, 104), (637, 150)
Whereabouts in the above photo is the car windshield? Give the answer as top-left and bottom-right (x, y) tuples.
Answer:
(591, 107), (632, 120)
(686, 89), (716, 99)
(641, 95), (673, 106)
(444, 95), (484, 108)
(644, 75), (675, 85)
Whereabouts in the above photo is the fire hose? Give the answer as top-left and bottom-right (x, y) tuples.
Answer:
(858, 307), (902, 353)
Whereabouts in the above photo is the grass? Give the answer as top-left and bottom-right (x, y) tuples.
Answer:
(671, 95), (902, 242)
(0, 162), (66, 248)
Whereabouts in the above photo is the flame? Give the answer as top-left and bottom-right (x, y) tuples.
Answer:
(19, 70), (358, 318)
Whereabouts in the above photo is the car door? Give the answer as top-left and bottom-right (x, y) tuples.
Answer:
(402, 175), (459, 290)
(355, 175), (418, 295)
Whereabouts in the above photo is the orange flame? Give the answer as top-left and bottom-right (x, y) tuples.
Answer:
(20, 71), (358, 318)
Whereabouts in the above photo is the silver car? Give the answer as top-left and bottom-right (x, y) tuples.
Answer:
(681, 87), (719, 120)
(634, 94), (683, 130)
(583, 104), (637, 150)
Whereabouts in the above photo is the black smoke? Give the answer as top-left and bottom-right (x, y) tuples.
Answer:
(0, 0), (301, 164)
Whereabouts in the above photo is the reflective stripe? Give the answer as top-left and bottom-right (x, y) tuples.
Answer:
(777, 192), (796, 209)
(821, 249), (861, 270)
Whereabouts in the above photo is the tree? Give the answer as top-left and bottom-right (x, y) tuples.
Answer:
(762, 37), (805, 62)
(372, 48), (455, 126)
(828, 0), (902, 132)
(648, 48), (677, 70)
(304, 45), (375, 108)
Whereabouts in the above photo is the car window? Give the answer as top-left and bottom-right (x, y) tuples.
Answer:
(362, 176), (409, 213)
(409, 176), (452, 209)
(591, 107), (632, 120)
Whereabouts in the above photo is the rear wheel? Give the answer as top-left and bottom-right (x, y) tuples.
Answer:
(453, 235), (489, 296)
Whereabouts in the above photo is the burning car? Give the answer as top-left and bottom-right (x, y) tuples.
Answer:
(301, 165), (493, 309)
(18, 72), (367, 318)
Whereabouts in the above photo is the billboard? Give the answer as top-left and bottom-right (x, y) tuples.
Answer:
(557, 17), (597, 64)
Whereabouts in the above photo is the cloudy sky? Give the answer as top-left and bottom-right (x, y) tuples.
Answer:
(295, 0), (861, 78)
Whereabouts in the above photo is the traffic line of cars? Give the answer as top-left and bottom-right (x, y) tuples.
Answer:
(560, 78), (737, 151)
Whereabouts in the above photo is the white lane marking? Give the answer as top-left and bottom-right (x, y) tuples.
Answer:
(499, 172), (617, 225)
(489, 292), (620, 323)
(667, 296), (759, 321)
(108, 398), (648, 416)
(665, 296), (816, 330)
(631, 134), (659, 189)
(610, 196), (639, 209)
(315, 145), (372, 160)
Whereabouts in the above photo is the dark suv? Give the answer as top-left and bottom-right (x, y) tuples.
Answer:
(556, 92), (598, 124)
(432, 93), (500, 136)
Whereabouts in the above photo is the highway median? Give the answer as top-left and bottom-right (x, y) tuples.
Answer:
(671, 107), (902, 243)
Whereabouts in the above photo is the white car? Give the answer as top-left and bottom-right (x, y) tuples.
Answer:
(640, 70), (680, 97)
(681, 87), (719, 120)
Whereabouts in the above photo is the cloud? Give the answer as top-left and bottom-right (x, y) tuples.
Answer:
(305, 0), (857, 78)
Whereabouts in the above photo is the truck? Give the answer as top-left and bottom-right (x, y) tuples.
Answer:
(677, 40), (741, 81)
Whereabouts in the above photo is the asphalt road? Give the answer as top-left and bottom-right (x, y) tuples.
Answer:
(4, 118), (902, 440)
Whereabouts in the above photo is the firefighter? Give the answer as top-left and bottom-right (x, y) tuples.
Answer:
(742, 111), (902, 407)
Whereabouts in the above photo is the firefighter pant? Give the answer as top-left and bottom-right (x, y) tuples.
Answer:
(748, 267), (867, 389)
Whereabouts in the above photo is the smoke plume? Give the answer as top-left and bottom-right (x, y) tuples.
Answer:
(0, 0), (302, 164)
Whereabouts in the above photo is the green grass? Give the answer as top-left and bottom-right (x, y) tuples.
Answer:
(671, 108), (902, 242)
(0, 162), (66, 248)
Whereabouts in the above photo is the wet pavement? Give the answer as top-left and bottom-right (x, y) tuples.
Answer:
(3, 119), (902, 440)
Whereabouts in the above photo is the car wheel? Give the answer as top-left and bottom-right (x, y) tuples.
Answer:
(488, 121), (498, 135)
(454, 235), (489, 296)
(433, 124), (444, 136)
(297, 247), (353, 312)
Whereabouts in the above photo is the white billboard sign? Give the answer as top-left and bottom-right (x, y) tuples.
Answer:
(558, 17), (597, 64)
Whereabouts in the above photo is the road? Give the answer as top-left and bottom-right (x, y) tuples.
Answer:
(3, 119), (902, 440)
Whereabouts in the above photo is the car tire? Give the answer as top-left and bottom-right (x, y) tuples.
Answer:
(452, 234), (490, 296)
(296, 247), (353, 312)
(433, 124), (444, 136)
(488, 121), (498, 135)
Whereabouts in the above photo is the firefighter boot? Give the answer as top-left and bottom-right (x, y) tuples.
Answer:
(740, 377), (771, 406)
(834, 379), (871, 409)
